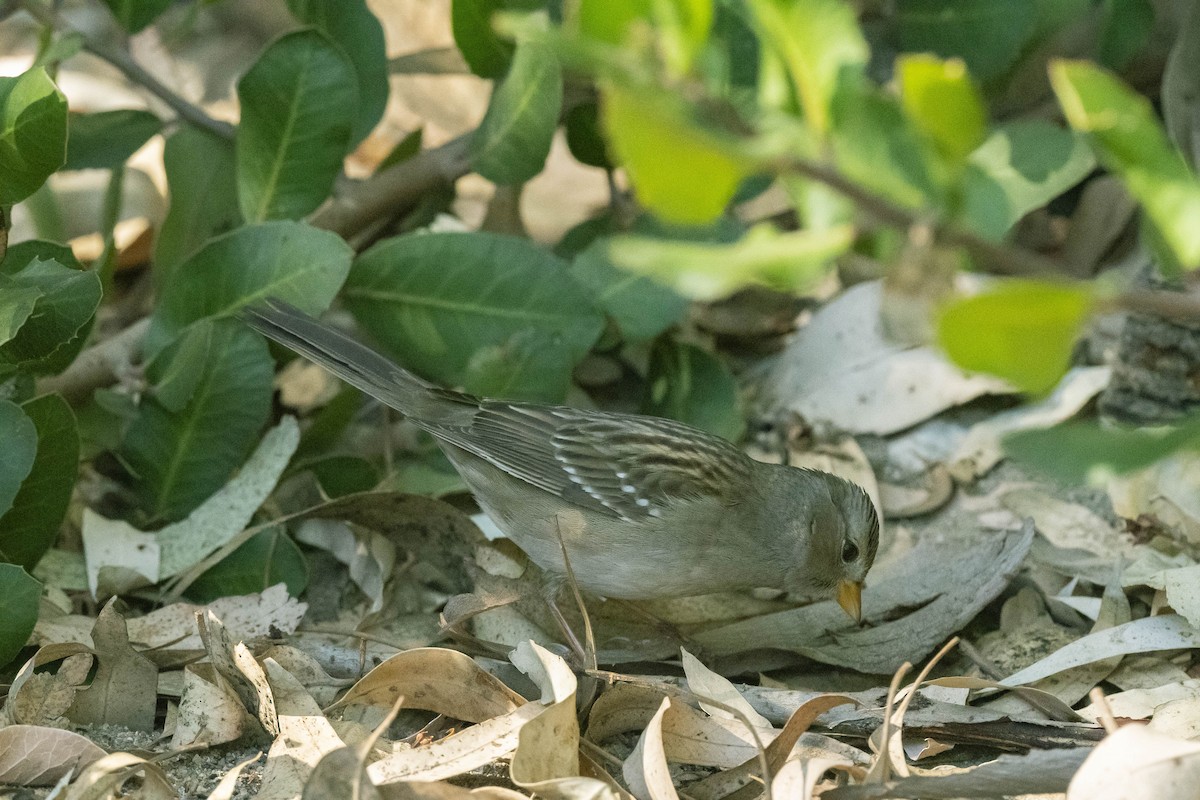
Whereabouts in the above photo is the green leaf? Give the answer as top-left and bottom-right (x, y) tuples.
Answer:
(472, 40), (563, 185)
(306, 455), (379, 498)
(0, 400), (38, 520)
(897, 54), (986, 165)
(568, 240), (688, 341)
(0, 68), (68, 205)
(121, 319), (275, 523)
(0, 564), (39, 668)
(746, 0), (867, 135)
(295, 386), (362, 460)
(575, 0), (713, 74)
(236, 29), (359, 222)
(643, 339), (744, 441)
(962, 121), (1095, 239)
(607, 223), (853, 300)
(100, 0), (172, 33)
(1051, 60), (1200, 270)
(185, 525), (308, 603)
(344, 231), (604, 402)
(0, 276), (42, 348)
(1100, 0), (1154, 71)
(0, 394), (78, 570)
(831, 79), (943, 210)
(65, 109), (161, 171)
(154, 127), (242, 281)
(564, 102), (610, 169)
(377, 128), (424, 172)
(0, 258), (102, 375)
(452, 0), (515, 78)
(601, 83), (751, 225)
(286, 0), (389, 145)
(937, 280), (1095, 395)
(146, 221), (353, 357)
(896, 0), (1037, 84)
(1004, 415), (1200, 484)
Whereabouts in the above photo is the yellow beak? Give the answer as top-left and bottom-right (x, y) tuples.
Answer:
(837, 580), (863, 622)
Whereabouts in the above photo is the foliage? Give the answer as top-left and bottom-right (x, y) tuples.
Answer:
(0, 0), (1196, 706)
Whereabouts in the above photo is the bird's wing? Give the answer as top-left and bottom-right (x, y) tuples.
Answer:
(426, 403), (753, 522)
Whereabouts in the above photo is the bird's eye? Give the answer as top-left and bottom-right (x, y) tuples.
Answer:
(841, 541), (859, 563)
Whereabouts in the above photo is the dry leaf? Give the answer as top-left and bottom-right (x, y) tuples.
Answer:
(1067, 725), (1200, 800)
(257, 659), (347, 800)
(622, 697), (679, 800)
(171, 664), (247, 748)
(0, 726), (105, 786)
(66, 602), (157, 731)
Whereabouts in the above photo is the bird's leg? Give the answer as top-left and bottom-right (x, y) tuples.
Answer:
(549, 517), (598, 672)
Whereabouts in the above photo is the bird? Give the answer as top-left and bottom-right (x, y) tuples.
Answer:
(242, 298), (880, 621)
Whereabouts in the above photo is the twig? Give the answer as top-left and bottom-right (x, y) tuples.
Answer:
(35, 317), (148, 402)
(18, 0), (234, 140)
(309, 135), (472, 239)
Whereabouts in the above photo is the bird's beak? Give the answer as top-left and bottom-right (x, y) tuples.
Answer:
(837, 580), (863, 622)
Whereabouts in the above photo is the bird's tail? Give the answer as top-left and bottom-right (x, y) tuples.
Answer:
(241, 298), (459, 421)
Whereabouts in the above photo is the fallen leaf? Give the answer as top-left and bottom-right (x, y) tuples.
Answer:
(0, 725), (105, 786)
(1067, 724), (1200, 800)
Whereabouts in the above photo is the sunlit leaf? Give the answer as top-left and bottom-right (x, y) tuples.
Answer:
(1051, 59), (1200, 270)
(0, 68), (67, 205)
(897, 54), (986, 164)
(937, 280), (1095, 395)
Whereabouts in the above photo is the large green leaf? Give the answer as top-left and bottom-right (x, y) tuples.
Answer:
(643, 339), (744, 441)
(897, 54), (986, 165)
(0, 276), (42, 348)
(100, 0), (172, 33)
(185, 525), (308, 603)
(747, 0), (867, 135)
(1005, 415), (1200, 484)
(471, 40), (563, 185)
(568, 240), (688, 341)
(0, 394), (78, 570)
(154, 126), (242, 280)
(0, 400), (38, 520)
(452, 0), (514, 78)
(0, 68), (67, 205)
(962, 120), (1095, 239)
(606, 223), (853, 300)
(146, 221), (353, 357)
(575, 0), (713, 74)
(236, 29), (359, 222)
(65, 109), (160, 171)
(0, 258), (102, 375)
(1051, 60), (1200, 270)
(121, 319), (275, 523)
(937, 280), (1095, 395)
(0, 564), (39, 668)
(601, 83), (751, 225)
(344, 231), (604, 402)
(286, 0), (388, 145)
(896, 0), (1037, 84)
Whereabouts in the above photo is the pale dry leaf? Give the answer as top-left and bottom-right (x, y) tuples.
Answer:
(1109, 450), (1200, 544)
(759, 281), (1013, 435)
(1067, 724), (1200, 800)
(65, 602), (157, 731)
(80, 508), (159, 599)
(1107, 655), (1193, 692)
(5, 644), (92, 726)
(1002, 615), (1200, 687)
(951, 365), (1110, 481)
(772, 755), (855, 800)
(0, 726), (105, 786)
(622, 697), (679, 800)
(681, 647), (773, 730)
(256, 658), (347, 800)
(32, 549), (89, 593)
(261, 644), (354, 708)
(127, 583), (307, 650)
(1164, 564), (1200, 627)
(198, 611), (279, 736)
(303, 747), (382, 800)
(204, 751), (262, 800)
(367, 700), (545, 783)
(332, 647), (525, 721)
(1147, 696), (1200, 740)
(820, 746), (1089, 799)
(295, 518), (396, 614)
(1000, 488), (1134, 559)
(158, 416), (299, 580)
(62, 752), (175, 800)
(171, 664), (246, 749)
(1078, 681), (1200, 722)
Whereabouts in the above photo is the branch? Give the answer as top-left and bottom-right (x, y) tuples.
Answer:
(19, 0), (234, 140)
(36, 317), (147, 403)
(309, 135), (472, 239)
